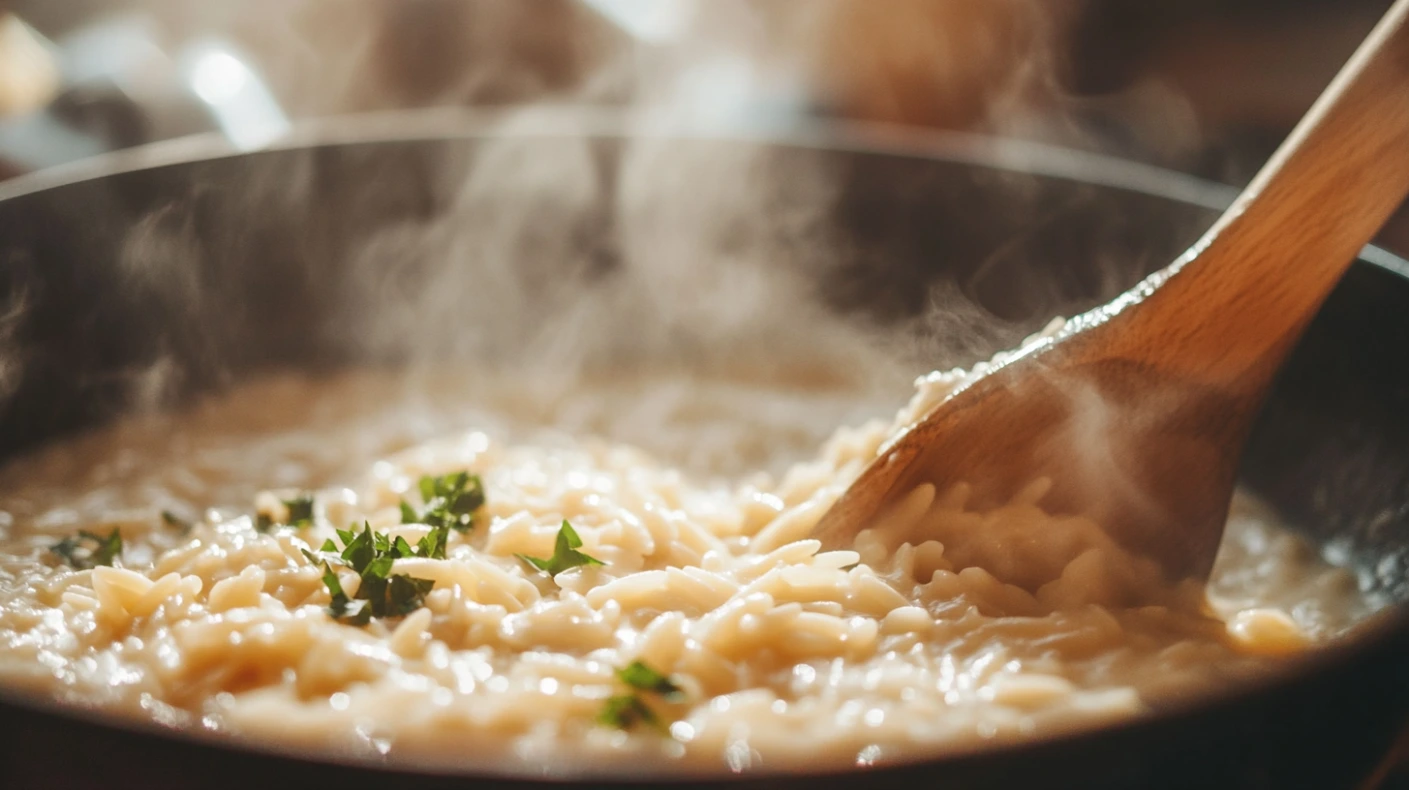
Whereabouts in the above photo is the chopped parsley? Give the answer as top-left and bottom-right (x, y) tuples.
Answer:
(305, 521), (445, 626)
(616, 660), (685, 701)
(598, 694), (661, 730)
(161, 510), (193, 533)
(50, 528), (123, 570)
(399, 471), (485, 533)
(256, 493), (316, 532)
(319, 562), (364, 624)
(598, 660), (685, 733)
(284, 496), (315, 527)
(516, 520), (604, 577)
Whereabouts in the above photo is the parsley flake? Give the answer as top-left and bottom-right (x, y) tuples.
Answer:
(50, 528), (123, 570)
(284, 496), (315, 527)
(400, 471), (485, 533)
(320, 562), (370, 626)
(311, 521), (444, 625)
(161, 510), (193, 534)
(617, 660), (685, 701)
(516, 520), (604, 577)
(256, 493), (317, 532)
(598, 694), (661, 731)
(598, 660), (686, 733)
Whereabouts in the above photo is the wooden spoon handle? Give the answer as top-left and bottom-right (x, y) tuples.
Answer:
(1106, 0), (1409, 390)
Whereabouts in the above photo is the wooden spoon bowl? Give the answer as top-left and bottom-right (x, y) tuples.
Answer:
(813, 0), (1409, 582)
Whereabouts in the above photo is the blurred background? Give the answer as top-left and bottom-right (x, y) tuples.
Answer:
(0, 0), (1402, 784)
(0, 1), (1394, 185)
(0, 0), (1403, 247)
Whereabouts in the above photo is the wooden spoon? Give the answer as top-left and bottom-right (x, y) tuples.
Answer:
(811, 0), (1409, 583)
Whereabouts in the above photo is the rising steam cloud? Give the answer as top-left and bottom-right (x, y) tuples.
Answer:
(0, 0), (1210, 487)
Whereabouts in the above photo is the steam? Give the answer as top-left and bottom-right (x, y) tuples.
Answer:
(0, 278), (29, 404)
(328, 116), (914, 395)
(0, 1), (1218, 491)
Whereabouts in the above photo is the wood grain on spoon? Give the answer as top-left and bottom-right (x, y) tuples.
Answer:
(812, 0), (1409, 583)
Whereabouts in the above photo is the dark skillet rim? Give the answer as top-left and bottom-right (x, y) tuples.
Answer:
(1, 103), (1404, 278)
(0, 103), (1405, 782)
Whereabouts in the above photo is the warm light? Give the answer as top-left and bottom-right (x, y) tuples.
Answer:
(180, 42), (290, 151)
(580, 0), (696, 44)
(188, 50), (248, 105)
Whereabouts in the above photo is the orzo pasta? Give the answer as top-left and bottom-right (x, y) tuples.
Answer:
(0, 348), (1376, 775)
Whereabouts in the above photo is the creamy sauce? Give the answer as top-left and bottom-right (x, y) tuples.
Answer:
(0, 361), (1377, 776)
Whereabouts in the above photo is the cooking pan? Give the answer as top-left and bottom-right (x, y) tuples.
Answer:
(0, 109), (1403, 789)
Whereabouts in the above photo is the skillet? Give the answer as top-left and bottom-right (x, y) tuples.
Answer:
(0, 109), (1403, 789)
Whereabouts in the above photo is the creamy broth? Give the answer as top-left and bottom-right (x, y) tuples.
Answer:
(0, 359), (1377, 776)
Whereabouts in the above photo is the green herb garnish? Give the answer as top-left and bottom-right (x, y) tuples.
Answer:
(616, 660), (685, 701)
(50, 528), (123, 570)
(399, 471), (485, 533)
(320, 561), (370, 626)
(598, 660), (685, 733)
(256, 493), (317, 532)
(516, 520), (604, 577)
(309, 521), (446, 625)
(598, 694), (661, 731)
(284, 495), (315, 527)
(161, 510), (193, 533)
